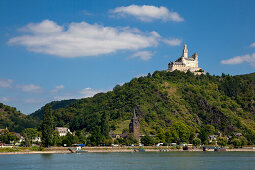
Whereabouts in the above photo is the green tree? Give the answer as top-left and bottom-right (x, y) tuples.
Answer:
(101, 112), (109, 137)
(89, 126), (104, 146)
(62, 132), (73, 147)
(141, 135), (155, 146)
(232, 138), (241, 148)
(198, 125), (215, 144)
(0, 129), (19, 144)
(41, 104), (54, 147)
(125, 134), (138, 145)
(239, 136), (248, 147)
(217, 137), (228, 147)
(52, 131), (62, 146)
(171, 122), (193, 143)
(22, 128), (38, 146)
(192, 137), (201, 146)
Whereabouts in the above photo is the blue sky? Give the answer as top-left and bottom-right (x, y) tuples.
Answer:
(0, 0), (255, 114)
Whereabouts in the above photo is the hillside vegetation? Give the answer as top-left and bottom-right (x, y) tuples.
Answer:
(30, 71), (255, 144)
(0, 103), (38, 133)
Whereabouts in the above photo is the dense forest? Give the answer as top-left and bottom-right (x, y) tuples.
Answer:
(0, 103), (38, 133)
(1, 70), (255, 144)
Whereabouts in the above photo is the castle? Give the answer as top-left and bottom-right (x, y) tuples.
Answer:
(168, 44), (205, 75)
(129, 109), (140, 139)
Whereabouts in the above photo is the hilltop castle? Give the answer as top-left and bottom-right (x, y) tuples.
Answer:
(168, 44), (205, 75)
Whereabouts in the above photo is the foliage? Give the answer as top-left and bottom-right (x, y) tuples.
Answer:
(0, 129), (19, 144)
(192, 137), (201, 146)
(239, 136), (248, 147)
(217, 137), (228, 147)
(232, 138), (241, 148)
(141, 135), (155, 146)
(41, 104), (54, 147)
(22, 128), (38, 146)
(0, 103), (38, 132)
(1, 71), (255, 145)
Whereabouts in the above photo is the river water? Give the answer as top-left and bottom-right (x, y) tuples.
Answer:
(0, 152), (254, 170)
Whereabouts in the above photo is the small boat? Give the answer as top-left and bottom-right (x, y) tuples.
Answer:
(134, 148), (146, 152)
(68, 147), (88, 153)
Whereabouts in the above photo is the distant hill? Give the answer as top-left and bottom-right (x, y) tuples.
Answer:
(27, 70), (255, 144)
(0, 103), (38, 133)
(1, 71), (255, 144)
(29, 99), (77, 120)
(241, 72), (255, 80)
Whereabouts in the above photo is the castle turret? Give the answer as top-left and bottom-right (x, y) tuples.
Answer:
(182, 44), (188, 58)
(129, 109), (140, 139)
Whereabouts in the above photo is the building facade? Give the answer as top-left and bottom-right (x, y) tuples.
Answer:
(168, 44), (205, 75)
(55, 127), (72, 137)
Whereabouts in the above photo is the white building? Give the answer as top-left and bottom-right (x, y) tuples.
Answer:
(168, 44), (205, 75)
(55, 127), (72, 136)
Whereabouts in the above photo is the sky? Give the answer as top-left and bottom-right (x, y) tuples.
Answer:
(0, 0), (255, 114)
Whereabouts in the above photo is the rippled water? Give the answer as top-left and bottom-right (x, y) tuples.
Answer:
(0, 152), (255, 170)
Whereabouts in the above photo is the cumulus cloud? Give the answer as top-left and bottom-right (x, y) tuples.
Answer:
(8, 20), (160, 58)
(80, 88), (105, 98)
(163, 38), (182, 46)
(221, 53), (255, 67)
(0, 97), (9, 102)
(51, 85), (64, 93)
(111, 5), (184, 22)
(16, 84), (42, 93)
(0, 79), (13, 88)
(135, 73), (147, 78)
(250, 42), (255, 48)
(127, 51), (153, 61)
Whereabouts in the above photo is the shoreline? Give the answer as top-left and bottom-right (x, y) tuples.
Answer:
(0, 147), (255, 155)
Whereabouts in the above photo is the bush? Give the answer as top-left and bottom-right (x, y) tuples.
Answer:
(141, 135), (155, 146)
(239, 136), (248, 147)
(232, 138), (241, 148)
(217, 137), (228, 147)
(192, 138), (201, 146)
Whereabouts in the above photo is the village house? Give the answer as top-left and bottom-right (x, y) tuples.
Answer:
(55, 127), (72, 136)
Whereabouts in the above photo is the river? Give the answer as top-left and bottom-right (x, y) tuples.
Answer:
(0, 152), (255, 169)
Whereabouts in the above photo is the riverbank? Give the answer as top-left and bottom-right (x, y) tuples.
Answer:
(0, 146), (255, 154)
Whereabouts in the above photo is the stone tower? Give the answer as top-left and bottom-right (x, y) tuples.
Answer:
(129, 109), (140, 139)
(182, 44), (188, 58)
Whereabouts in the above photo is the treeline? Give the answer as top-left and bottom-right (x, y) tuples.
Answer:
(0, 103), (38, 133)
(1, 70), (255, 145)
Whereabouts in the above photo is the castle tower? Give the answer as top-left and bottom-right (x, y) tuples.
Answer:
(129, 109), (140, 139)
(182, 44), (188, 58)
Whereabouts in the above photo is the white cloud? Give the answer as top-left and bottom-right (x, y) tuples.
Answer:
(8, 20), (160, 58)
(51, 85), (64, 93)
(221, 53), (255, 67)
(135, 73), (147, 78)
(163, 38), (182, 46)
(127, 51), (153, 61)
(111, 5), (184, 22)
(16, 84), (42, 93)
(53, 95), (78, 101)
(250, 42), (255, 48)
(0, 97), (9, 102)
(80, 88), (105, 98)
(0, 79), (13, 88)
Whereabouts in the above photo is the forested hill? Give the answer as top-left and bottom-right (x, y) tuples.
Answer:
(29, 99), (76, 120)
(0, 103), (38, 133)
(30, 71), (255, 143)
